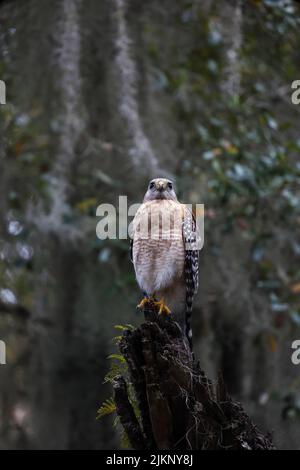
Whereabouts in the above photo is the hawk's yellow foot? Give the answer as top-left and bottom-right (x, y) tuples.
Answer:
(154, 298), (171, 315)
(137, 297), (151, 309)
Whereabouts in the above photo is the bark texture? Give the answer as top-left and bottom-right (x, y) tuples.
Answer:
(113, 302), (275, 450)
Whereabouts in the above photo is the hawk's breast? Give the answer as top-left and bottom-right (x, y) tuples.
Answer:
(132, 200), (185, 295)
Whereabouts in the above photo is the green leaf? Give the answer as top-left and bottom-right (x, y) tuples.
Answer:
(107, 354), (126, 363)
(112, 335), (123, 344)
(114, 324), (135, 331)
(97, 398), (116, 419)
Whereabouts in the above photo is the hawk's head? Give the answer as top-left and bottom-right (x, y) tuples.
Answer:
(143, 178), (177, 202)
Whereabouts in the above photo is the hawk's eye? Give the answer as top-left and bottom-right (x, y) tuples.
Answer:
(167, 182), (173, 190)
(149, 182), (155, 189)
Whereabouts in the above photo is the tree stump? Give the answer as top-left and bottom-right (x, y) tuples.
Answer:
(113, 301), (275, 450)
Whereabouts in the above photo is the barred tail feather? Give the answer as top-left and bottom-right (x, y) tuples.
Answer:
(184, 250), (197, 350)
(185, 297), (193, 350)
(183, 208), (199, 351)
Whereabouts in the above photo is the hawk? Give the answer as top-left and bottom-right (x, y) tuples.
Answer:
(131, 178), (199, 348)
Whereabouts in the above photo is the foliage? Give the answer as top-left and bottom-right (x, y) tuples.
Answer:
(1, 0), (300, 450)
(97, 325), (137, 449)
(97, 398), (116, 419)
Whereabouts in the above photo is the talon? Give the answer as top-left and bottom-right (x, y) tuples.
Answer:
(154, 298), (171, 315)
(137, 297), (150, 309)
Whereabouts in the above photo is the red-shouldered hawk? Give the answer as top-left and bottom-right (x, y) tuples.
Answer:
(131, 178), (199, 348)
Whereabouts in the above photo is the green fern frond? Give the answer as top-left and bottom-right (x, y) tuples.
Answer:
(112, 324), (134, 344)
(120, 430), (131, 449)
(112, 335), (123, 344)
(113, 414), (120, 428)
(113, 415), (131, 449)
(114, 324), (135, 331)
(107, 353), (126, 363)
(98, 324), (137, 450)
(97, 398), (116, 419)
(104, 357), (127, 384)
(114, 324), (128, 331)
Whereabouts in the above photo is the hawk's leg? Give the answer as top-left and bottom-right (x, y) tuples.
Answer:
(154, 297), (171, 316)
(137, 293), (152, 310)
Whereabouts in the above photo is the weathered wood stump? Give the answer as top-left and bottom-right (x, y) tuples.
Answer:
(113, 301), (275, 450)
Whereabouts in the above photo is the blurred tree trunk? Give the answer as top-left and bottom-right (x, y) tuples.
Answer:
(27, 0), (113, 449)
(23, 0), (178, 449)
(220, 0), (243, 99)
(199, 0), (245, 398)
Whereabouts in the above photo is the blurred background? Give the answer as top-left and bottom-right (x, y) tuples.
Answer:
(0, 0), (300, 450)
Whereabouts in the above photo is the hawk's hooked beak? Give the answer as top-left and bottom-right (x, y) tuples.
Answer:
(155, 181), (166, 192)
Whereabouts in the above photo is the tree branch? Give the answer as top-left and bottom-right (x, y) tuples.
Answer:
(113, 301), (275, 450)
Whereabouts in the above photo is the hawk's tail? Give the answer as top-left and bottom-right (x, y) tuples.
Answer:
(185, 247), (198, 350)
(185, 296), (193, 350)
(183, 207), (199, 351)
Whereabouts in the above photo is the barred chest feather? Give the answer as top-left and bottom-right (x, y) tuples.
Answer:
(132, 200), (185, 295)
